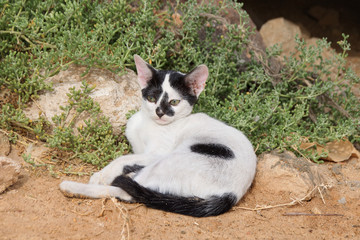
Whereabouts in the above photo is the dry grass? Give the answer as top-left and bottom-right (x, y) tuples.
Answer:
(109, 197), (131, 240)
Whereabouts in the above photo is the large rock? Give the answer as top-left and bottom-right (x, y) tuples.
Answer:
(259, 17), (302, 57)
(0, 157), (21, 194)
(24, 65), (142, 135)
(259, 17), (339, 80)
(253, 151), (335, 200)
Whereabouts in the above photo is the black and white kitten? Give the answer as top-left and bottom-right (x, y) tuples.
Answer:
(60, 55), (257, 217)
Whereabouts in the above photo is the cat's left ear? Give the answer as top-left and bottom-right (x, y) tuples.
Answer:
(134, 55), (155, 89)
(185, 65), (208, 97)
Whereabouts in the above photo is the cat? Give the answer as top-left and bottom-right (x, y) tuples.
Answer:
(59, 55), (257, 217)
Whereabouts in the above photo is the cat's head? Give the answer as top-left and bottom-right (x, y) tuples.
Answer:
(134, 55), (208, 125)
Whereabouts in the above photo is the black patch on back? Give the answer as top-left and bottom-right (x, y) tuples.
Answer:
(122, 164), (144, 175)
(190, 143), (235, 159)
(111, 175), (237, 217)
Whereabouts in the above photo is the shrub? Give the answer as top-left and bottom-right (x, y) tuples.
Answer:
(0, 0), (359, 166)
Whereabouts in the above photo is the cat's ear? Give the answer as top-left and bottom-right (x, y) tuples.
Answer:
(184, 65), (208, 97)
(134, 55), (155, 89)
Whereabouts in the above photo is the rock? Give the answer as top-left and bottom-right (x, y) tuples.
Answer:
(0, 157), (21, 194)
(0, 132), (11, 156)
(253, 151), (335, 200)
(259, 17), (301, 56)
(195, 2), (282, 85)
(259, 18), (334, 59)
(259, 17), (339, 80)
(24, 65), (142, 135)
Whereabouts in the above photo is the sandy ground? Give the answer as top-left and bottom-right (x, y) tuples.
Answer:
(1, 146), (359, 240)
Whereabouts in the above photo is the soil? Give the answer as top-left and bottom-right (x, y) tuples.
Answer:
(1, 144), (360, 240)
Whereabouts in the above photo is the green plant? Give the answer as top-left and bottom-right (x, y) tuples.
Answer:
(195, 34), (359, 161)
(1, 0), (359, 166)
(47, 81), (130, 167)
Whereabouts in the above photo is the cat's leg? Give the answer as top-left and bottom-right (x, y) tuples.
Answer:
(89, 153), (158, 185)
(60, 181), (132, 200)
(60, 154), (157, 199)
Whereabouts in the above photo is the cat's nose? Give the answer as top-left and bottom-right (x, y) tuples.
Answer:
(156, 108), (164, 118)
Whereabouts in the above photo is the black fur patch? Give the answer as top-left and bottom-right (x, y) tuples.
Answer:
(122, 164), (144, 175)
(169, 72), (197, 105)
(158, 92), (175, 117)
(111, 175), (237, 217)
(141, 69), (167, 103)
(190, 143), (235, 159)
(141, 69), (198, 106)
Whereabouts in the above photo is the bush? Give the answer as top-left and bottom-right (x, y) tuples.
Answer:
(0, 0), (359, 166)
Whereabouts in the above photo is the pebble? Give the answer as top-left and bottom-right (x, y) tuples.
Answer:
(338, 197), (347, 205)
(311, 207), (322, 214)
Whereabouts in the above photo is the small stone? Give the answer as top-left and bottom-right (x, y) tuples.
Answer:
(349, 181), (360, 188)
(338, 197), (346, 205)
(311, 207), (322, 214)
(0, 157), (21, 194)
(332, 164), (342, 175)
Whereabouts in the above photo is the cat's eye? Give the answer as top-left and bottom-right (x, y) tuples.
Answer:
(169, 99), (180, 106)
(147, 96), (156, 103)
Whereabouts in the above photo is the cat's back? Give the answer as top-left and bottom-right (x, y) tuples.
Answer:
(184, 113), (249, 141)
(182, 113), (256, 159)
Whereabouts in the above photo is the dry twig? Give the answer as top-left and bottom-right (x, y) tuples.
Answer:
(283, 212), (343, 217)
(290, 144), (314, 164)
(109, 197), (131, 240)
(235, 184), (330, 212)
(0, 128), (36, 145)
(97, 198), (111, 217)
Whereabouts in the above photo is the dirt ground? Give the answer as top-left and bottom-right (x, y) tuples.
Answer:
(1, 143), (360, 240)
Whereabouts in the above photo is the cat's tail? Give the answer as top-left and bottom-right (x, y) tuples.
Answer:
(111, 175), (237, 217)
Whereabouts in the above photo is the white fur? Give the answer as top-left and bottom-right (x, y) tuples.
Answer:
(60, 55), (257, 205)
(60, 181), (132, 200)
(123, 112), (257, 199)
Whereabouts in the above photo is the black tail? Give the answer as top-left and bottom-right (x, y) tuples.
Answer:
(111, 175), (237, 217)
